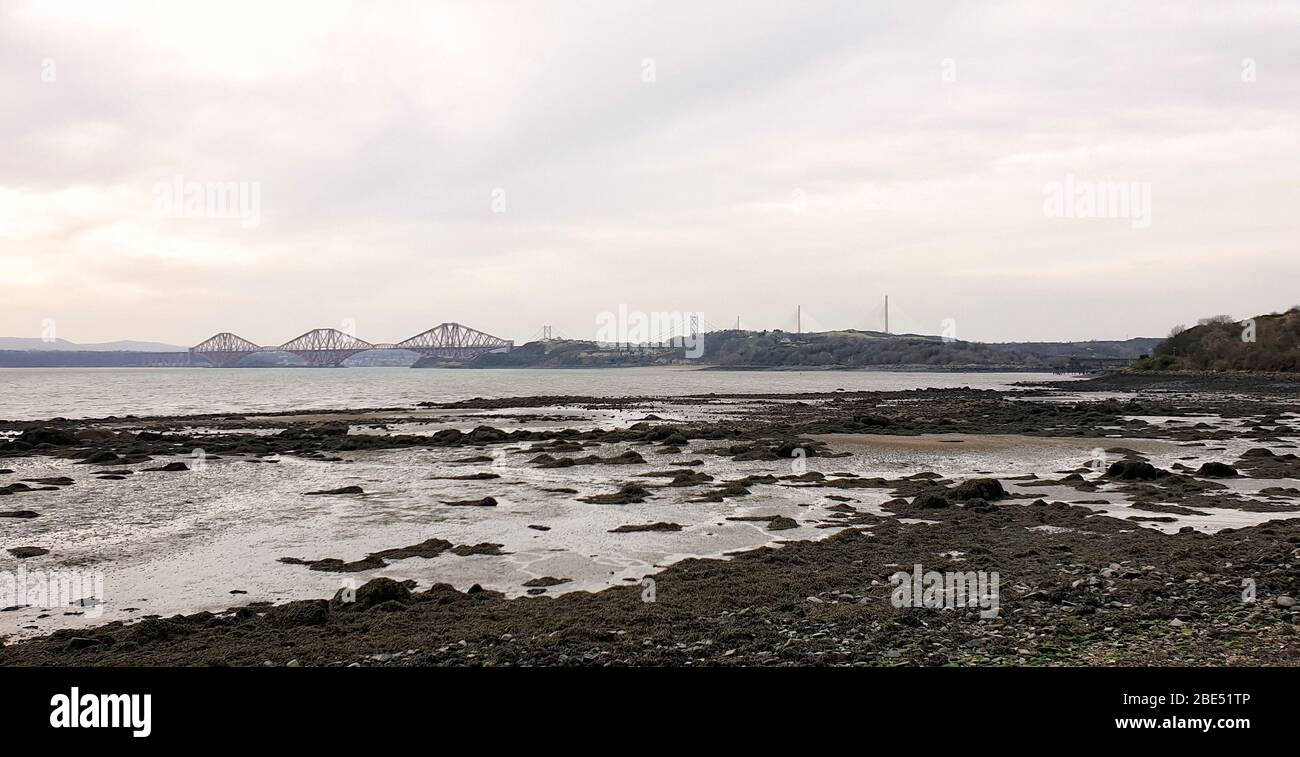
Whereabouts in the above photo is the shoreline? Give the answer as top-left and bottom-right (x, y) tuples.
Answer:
(2, 372), (1298, 666)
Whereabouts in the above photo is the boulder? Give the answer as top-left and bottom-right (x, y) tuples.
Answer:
(264, 599), (330, 628)
(947, 478), (1007, 502)
(1195, 462), (1238, 478)
(16, 428), (79, 446)
(354, 577), (412, 607)
(1103, 460), (1167, 481)
(912, 492), (950, 509)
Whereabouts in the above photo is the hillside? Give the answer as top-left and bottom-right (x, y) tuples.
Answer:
(990, 338), (1161, 360)
(435, 340), (677, 369)
(1133, 308), (1300, 372)
(0, 336), (188, 352)
(699, 329), (1044, 368)
(447, 330), (1095, 370)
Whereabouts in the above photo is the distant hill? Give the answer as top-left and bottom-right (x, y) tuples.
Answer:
(1133, 308), (1300, 372)
(0, 337), (188, 352)
(438, 340), (667, 368)
(989, 338), (1162, 360)
(700, 329), (1042, 368)
(448, 330), (1144, 370)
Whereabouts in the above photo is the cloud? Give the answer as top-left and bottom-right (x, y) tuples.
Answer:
(2, 0), (1298, 343)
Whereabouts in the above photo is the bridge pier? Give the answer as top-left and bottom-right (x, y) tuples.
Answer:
(286, 350), (364, 367)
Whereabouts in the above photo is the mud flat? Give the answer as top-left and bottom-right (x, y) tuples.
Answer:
(1, 372), (1298, 666)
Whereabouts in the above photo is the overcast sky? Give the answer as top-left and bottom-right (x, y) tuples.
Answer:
(2, 0), (1298, 346)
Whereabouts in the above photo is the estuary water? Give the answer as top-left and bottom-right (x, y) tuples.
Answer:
(0, 367), (1069, 420)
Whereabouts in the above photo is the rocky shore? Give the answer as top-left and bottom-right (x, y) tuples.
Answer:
(1, 372), (1298, 666)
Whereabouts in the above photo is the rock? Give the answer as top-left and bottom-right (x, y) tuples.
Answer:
(775, 442), (814, 458)
(16, 428), (79, 446)
(947, 478), (1007, 502)
(369, 538), (454, 561)
(1195, 462), (1238, 478)
(432, 472), (500, 480)
(21, 477), (73, 486)
(75, 429), (117, 442)
(726, 514), (799, 531)
(309, 421), (349, 437)
(609, 522), (683, 533)
(66, 636), (103, 650)
(264, 599), (330, 628)
(7, 547), (49, 558)
(466, 426), (509, 443)
(431, 429), (465, 445)
(354, 577), (411, 607)
(522, 576), (572, 587)
(579, 484), (651, 505)
(1276, 595), (1297, 608)
(1104, 460), (1167, 481)
(766, 516), (799, 531)
(81, 451), (121, 465)
(0, 511), (40, 519)
(442, 496), (497, 507)
(912, 492), (950, 509)
(286, 659), (301, 667)
(450, 542), (507, 556)
(279, 421), (350, 439)
(304, 485), (365, 496)
(1169, 619), (1185, 627)
(279, 555), (387, 573)
(144, 462), (189, 472)
(534, 450), (646, 468)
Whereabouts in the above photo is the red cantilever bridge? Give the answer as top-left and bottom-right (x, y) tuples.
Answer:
(190, 323), (513, 367)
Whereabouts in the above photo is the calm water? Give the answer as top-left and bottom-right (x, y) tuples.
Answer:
(0, 367), (1071, 421)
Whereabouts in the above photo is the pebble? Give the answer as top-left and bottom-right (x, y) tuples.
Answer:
(1276, 595), (1296, 608)
(286, 659), (301, 667)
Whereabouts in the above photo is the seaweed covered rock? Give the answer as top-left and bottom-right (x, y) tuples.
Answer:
(947, 478), (1007, 502)
(1104, 460), (1167, 481)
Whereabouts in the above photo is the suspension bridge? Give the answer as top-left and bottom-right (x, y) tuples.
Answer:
(189, 322), (513, 367)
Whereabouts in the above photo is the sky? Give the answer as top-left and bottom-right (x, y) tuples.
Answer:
(2, 0), (1299, 347)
